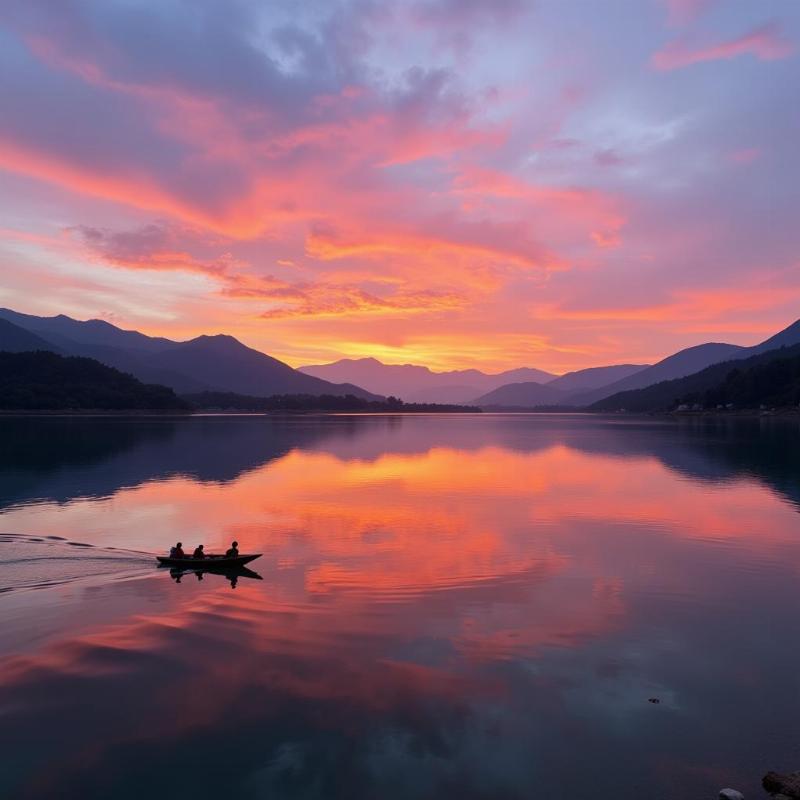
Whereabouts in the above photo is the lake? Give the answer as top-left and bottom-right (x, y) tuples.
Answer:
(0, 413), (798, 799)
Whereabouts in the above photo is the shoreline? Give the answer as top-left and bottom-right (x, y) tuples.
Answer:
(0, 407), (798, 419)
(0, 409), (482, 417)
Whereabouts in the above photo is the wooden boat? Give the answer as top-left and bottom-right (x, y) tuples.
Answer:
(156, 553), (261, 568)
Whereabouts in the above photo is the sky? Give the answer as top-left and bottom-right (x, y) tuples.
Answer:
(0, 0), (798, 374)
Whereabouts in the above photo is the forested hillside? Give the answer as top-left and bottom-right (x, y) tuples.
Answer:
(0, 351), (190, 410)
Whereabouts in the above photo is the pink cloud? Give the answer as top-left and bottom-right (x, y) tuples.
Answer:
(652, 23), (795, 71)
(0, 0), (797, 373)
(451, 167), (626, 251)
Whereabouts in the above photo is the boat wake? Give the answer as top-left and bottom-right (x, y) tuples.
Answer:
(0, 533), (152, 594)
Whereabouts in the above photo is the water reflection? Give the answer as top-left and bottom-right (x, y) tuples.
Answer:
(0, 415), (798, 799)
(166, 564), (262, 587)
(2, 414), (799, 512)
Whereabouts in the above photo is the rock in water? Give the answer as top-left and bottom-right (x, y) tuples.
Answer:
(763, 771), (800, 798)
(719, 789), (744, 800)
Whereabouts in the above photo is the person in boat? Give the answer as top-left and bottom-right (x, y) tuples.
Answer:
(169, 542), (185, 558)
(225, 541), (239, 558)
(193, 544), (206, 560)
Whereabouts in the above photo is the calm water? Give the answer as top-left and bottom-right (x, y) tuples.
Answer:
(0, 414), (799, 799)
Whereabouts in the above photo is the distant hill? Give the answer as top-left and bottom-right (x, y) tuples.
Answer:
(0, 318), (66, 354)
(135, 334), (379, 398)
(473, 380), (565, 408)
(0, 308), (379, 400)
(547, 363), (649, 393)
(298, 357), (556, 402)
(678, 348), (800, 410)
(460, 318), (800, 408)
(749, 319), (800, 354)
(0, 351), (190, 410)
(569, 343), (747, 406)
(590, 344), (800, 412)
(0, 307), (175, 353)
(496, 366), (560, 384)
(570, 319), (800, 406)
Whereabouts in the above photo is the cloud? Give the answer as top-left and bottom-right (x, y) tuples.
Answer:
(0, 0), (798, 371)
(257, 285), (467, 319)
(74, 221), (470, 322)
(73, 223), (237, 277)
(652, 22), (795, 71)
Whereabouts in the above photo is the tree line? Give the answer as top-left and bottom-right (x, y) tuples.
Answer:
(183, 391), (480, 413)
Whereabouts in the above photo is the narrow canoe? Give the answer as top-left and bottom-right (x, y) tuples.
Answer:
(156, 554), (261, 568)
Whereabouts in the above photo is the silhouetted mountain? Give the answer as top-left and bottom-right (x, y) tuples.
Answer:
(571, 318), (800, 406)
(473, 381), (565, 408)
(570, 343), (747, 406)
(677, 349), (800, 409)
(0, 318), (65, 354)
(0, 351), (190, 410)
(141, 334), (379, 398)
(465, 319), (800, 408)
(749, 318), (800, 354)
(0, 309), (378, 400)
(298, 357), (556, 402)
(497, 367), (560, 384)
(0, 307), (174, 353)
(547, 364), (649, 393)
(590, 343), (800, 412)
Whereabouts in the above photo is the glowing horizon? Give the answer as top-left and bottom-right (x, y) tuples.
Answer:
(0, 0), (798, 373)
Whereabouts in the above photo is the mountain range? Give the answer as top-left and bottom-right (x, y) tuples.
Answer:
(475, 322), (800, 408)
(298, 358), (558, 404)
(590, 342), (800, 412)
(301, 320), (800, 407)
(0, 309), (378, 400)
(2, 307), (799, 410)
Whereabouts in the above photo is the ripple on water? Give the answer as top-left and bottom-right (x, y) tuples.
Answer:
(0, 533), (152, 594)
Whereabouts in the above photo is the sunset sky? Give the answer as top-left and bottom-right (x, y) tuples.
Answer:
(0, 0), (798, 373)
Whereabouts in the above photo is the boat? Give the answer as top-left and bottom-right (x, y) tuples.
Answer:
(156, 553), (261, 568)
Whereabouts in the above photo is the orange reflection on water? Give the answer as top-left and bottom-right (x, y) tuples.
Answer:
(2, 418), (800, 799)
(3, 440), (799, 605)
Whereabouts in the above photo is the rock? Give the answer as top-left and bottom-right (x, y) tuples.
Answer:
(763, 771), (800, 798)
(719, 789), (744, 800)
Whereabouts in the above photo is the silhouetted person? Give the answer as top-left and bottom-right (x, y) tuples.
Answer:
(170, 542), (185, 558)
(225, 541), (239, 557)
(193, 544), (206, 559)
